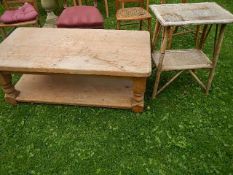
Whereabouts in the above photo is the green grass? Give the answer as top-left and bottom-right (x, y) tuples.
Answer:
(0, 0), (233, 174)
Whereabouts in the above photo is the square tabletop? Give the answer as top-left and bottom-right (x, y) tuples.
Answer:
(150, 2), (233, 26)
(0, 28), (151, 77)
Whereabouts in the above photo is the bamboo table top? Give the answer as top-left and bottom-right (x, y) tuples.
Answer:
(150, 2), (233, 26)
(0, 28), (151, 77)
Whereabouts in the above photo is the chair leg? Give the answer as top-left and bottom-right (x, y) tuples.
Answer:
(1, 28), (7, 39)
(139, 20), (143, 30)
(148, 18), (151, 35)
(37, 19), (41, 27)
(104, 0), (109, 17)
(94, 0), (97, 7)
(117, 20), (120, 30)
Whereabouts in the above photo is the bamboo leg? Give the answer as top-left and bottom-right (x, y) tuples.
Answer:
(167, 26), (174, 49)
(206, 24), (226, 95)
(104, 0), (109, 17)
(199, 25), (208, 49)
(132, 77), (147, 112)
(0, 72), (19, 105)
(157, 70), (183, 95)
(173, 26), (179, 34)
(195, 25), (201, 48)
(199, 25), (212, 50)
(213, 24), (219, 54)
(151, 20), (161, 50)
(189, 70), (206, 90)
(152, 27), (171, 98)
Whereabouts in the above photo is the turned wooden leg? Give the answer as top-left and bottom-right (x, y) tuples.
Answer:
(0, 73), (19, 105)
(132, 77), (147, 112)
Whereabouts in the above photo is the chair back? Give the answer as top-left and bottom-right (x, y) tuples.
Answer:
(160, 0), (187, 3)
(116, 0), (149, 11)
(2, 0), (38, 10)
(63, 0), (83, 7)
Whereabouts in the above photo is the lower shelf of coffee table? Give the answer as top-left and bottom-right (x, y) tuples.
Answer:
(15, 74), (133, 109)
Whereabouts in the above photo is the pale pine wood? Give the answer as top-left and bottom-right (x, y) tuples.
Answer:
(152, 49), (212, 71)
(150, 2), (233, 26)
(0, 28), (151, 77)
(0, 0), (40, 39)
(132, 77), (147, 112)
(15, 74), (133, 109)
(0, 28), (151, 112)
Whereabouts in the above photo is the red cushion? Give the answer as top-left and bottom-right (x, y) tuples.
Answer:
(57, 6), (104, 28)
(0, 3), (38, 24)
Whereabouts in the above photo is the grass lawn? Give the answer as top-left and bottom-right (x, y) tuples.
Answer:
(0, 0), (233, 174)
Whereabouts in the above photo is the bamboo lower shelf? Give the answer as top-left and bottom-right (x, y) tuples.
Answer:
(15, 74), (133, 109)
(152, 49), (213, 71)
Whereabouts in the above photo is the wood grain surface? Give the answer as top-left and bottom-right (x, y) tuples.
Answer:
(0, 28), (151, 77)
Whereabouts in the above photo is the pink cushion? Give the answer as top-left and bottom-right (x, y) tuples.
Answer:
(57, 6), (104, 28)
(0, 3), (38, 24)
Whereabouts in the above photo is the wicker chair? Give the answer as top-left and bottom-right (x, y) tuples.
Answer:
(116, 0), (151, 33)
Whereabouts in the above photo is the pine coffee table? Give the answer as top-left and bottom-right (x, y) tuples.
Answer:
(0, 28), (151, 112)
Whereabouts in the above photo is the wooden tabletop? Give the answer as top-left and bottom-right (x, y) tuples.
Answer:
(0, 28), (151, 77)
(150, 2), (233, 26)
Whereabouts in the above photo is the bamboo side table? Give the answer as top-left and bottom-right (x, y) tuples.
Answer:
(150, 2), (233, 98)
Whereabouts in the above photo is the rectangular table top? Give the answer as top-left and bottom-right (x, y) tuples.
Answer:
(0, 28), (151, 77)
(150, 2), (233, 26)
